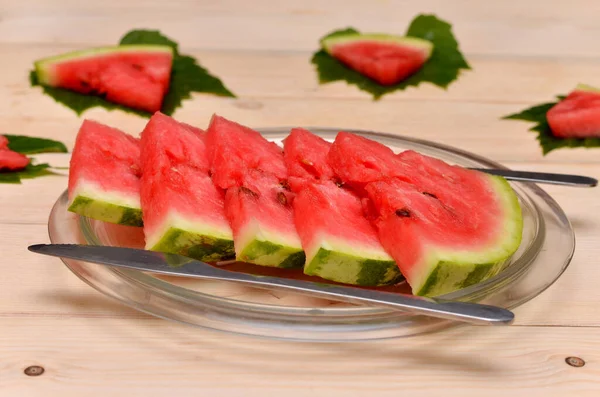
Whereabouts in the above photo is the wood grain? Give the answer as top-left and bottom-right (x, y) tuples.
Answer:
(3, 0), (600, 58)
(1, 317), (600, 397)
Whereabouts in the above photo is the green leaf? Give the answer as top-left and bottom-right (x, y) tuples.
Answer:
(0, 172), (21, 184)
(29, 29), (236, 117)
(18, 162), (57, 180)
(0, 161), (63, 184)
(311, 14), (470, 99)
(4, 134), (68, 154)
(503, 97), (600, 155)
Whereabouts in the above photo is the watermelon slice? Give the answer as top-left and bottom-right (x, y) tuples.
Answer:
(224, 169), (304, 268)
(0, 135), (29, 171)
(68, 120), (142, 226)
(34, 45), (173, 113)
(206, 115), (288, 190)
(329, 133), (523, 296)
(206, 115), (304, 268)
(547, 84), (600, 138)
(283, 128), (400, 286)
(139, 112), (235, 262)
(321, 33), (433, 85)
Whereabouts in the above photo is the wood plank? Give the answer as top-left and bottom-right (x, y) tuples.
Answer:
(3, 96), (598, 164)
(2, 0), (600, 59)
(1, 317), (600, 397)
(5, 43), (599, 104)
(1, 163), (598, 327)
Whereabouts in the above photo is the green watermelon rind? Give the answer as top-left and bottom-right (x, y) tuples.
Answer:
(574, 83), (600, 93)
(146, 212), (235, 263)
(235, 220), (305, 268)
(238, 240), (306, 269)
(411, 175), (524, 297)
(305, 247), (402, 286)
(67, 184), (143, 226)
(301, 234), (401, 286)
(34, 44), (174, 86)
(321, 33), (434, 59)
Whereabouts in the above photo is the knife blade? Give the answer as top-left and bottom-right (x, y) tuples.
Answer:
(28, 244), (514, 326)
(469, 168), (597, 187)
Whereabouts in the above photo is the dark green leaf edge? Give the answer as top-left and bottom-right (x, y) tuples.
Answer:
(0, 161), (63, 184)
(29, 29), (236, 117)
(311, 14), (471, 100)
(4, 134), (68, 154)
(503, 95), (600, 155)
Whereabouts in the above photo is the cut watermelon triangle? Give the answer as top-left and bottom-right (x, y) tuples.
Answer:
(547, 83), (600, 138)
(0, 135), (30, 171)
(34, 45), (174, 113)
(283, 128), (400, 286)
(67, 120), (143, 226)
(328, 132), (523, 297)
(139, 112), (235, 262)
(206, 115), (305, 268)
(322, 33), (433, 86)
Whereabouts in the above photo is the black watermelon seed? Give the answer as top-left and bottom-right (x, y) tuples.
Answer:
(240, 186), (259, 198)
(422, 192), (438, 199)
(277, 192), (288, 206)
(395, 208), (411, 218)
(279, 180), (291, 191)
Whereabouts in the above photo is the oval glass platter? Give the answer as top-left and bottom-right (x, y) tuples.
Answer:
(47, 127), (575, 342)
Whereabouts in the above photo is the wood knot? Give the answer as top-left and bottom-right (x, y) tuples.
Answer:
(24, 366), (45, 376)
(565, 357), (585, 367)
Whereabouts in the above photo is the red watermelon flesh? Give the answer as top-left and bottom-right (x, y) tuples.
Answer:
(224, 169), (305, 268)
(282, 128), (336, 182)
(0, 135), (29, 171)
(224, 170), (296, 244)
(67, 120), (143, 226)
(328, 131), (409, 190)
(206, 115), (304, 268)
(34, 45), (173, 113)
(282, 128), (398, 285)
(329, 132), (523, 296)
(140, 113), (234, 261)
(206, 115), (288, 190)
(547, 85), (600, 138)
(322, 34), (433, 86)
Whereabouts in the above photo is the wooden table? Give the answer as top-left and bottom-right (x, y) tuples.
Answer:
(2, 1), (600, 395)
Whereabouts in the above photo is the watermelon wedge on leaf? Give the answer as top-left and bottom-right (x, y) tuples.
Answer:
(312, 14), (471, 99)
(0, 135), (67, 184)
(503, 84), (600, 154)
(30, 29), (236, 117)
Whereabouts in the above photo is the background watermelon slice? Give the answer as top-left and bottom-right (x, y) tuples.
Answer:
(321, 33), (433, 86)
(283, 128), (400, 286)
(329, 133), (523, 296)
(0, 135), (29, 170)
(547, 84), (600, 138)
(34, 45), (173, 113)
(206, 115), (304, 268)
(140, 113), (235, 262)
(68, 120), (142, 226)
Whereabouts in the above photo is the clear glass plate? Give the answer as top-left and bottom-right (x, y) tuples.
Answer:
(47, 128), (575, 342)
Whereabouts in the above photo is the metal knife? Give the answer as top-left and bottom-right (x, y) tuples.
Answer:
(470, 168), (597, 187)
(28, 244), (514, 326)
